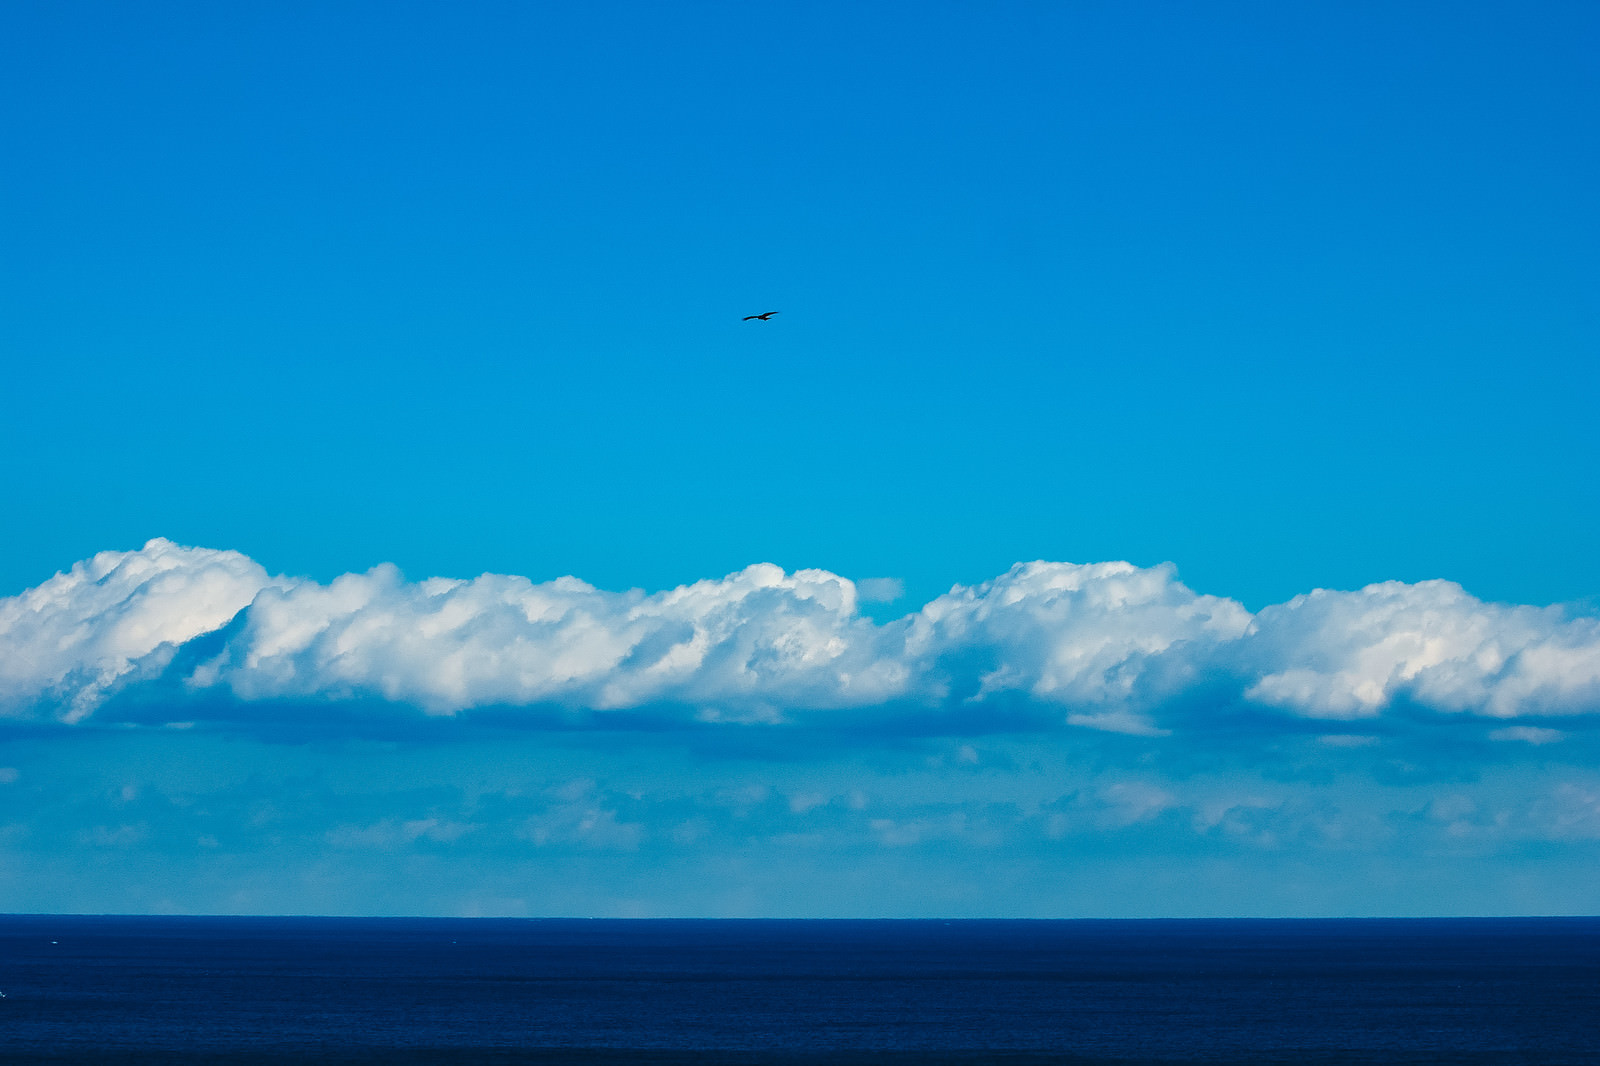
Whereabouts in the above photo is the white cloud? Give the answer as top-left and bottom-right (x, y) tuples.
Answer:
(1097, 781), (1177, 826)
(78, 823), (149, 847)
(855, 577), (905, 603)
(1489, 726), (1565, 745)
(201, 561), (905, 714)
(517, 790), (643, 850)
(901, 560), (1252, 710)
(2, 541), (1597, 726)
(325, 818), (478, 849)
(1317, 734), (1380, 748)
(0, 539), (271, 722)
(1244, 580), (1600, 719)
(787, 791), (829, 814)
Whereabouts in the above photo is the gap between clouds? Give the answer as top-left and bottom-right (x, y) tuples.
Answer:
(1, 539), (1597, 730)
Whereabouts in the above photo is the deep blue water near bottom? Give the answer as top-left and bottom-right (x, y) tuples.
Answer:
(2, 917), (1597, 1065)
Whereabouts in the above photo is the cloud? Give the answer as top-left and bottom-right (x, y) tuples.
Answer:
(1097, 781), (1178, 826)
(325, 817), (479, 849)
(2, 540), (1598, 730)
(196, 560), (905, 715)
(902, 561), (1251, 720)
(1489, 726), (1565, 745)
(855, 577), (904, 603)
(0, 539), (270, 722)
(1317, 734), (1380, 748)
(1243, 580), (1600, 719)
(78, 823), (149, 848)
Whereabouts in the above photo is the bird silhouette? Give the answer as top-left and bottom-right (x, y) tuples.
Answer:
(742, 311), (780, 321)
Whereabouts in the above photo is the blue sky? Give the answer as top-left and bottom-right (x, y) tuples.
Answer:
(2, 1), (1598, 916)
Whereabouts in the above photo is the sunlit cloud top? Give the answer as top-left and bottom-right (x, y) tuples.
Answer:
(4, 539), (1596, 732)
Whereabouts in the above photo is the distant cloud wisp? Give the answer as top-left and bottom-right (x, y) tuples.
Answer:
(2, 539), (1597, 730)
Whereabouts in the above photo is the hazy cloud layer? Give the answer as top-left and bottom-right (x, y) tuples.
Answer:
(2, 539), (1597, 728)
(7, 725), (1600, 916)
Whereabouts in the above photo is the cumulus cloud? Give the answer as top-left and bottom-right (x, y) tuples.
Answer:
(1244, 580), (1600, 719)
(2, 540), (1598, 729)
(0, 539), (270, 722)
(193, 561), (905, 714)
(902, 561), (1252, 718)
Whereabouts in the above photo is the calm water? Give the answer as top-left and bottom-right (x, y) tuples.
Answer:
(2, 916), (1597, 1064)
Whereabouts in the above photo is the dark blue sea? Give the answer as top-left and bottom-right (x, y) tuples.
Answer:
(2, 916), (1597, 1064)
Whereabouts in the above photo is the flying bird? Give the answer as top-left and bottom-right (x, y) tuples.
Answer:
(742, 311), (780, 321)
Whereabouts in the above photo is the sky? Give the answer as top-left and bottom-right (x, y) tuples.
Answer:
(2, 1), (1598, 916)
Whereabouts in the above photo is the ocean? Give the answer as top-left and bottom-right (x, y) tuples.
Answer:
(1, 916), (1597, 1064)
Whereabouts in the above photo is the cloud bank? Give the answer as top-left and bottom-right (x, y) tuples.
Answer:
(2, 539), (1597, 729)
(5, 541), (1600, 918)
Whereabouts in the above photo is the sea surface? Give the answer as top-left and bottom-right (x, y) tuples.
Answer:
(2, 916), (1597, 1064)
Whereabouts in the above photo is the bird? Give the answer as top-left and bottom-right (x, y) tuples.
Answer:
(742, 311), (780, 321)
